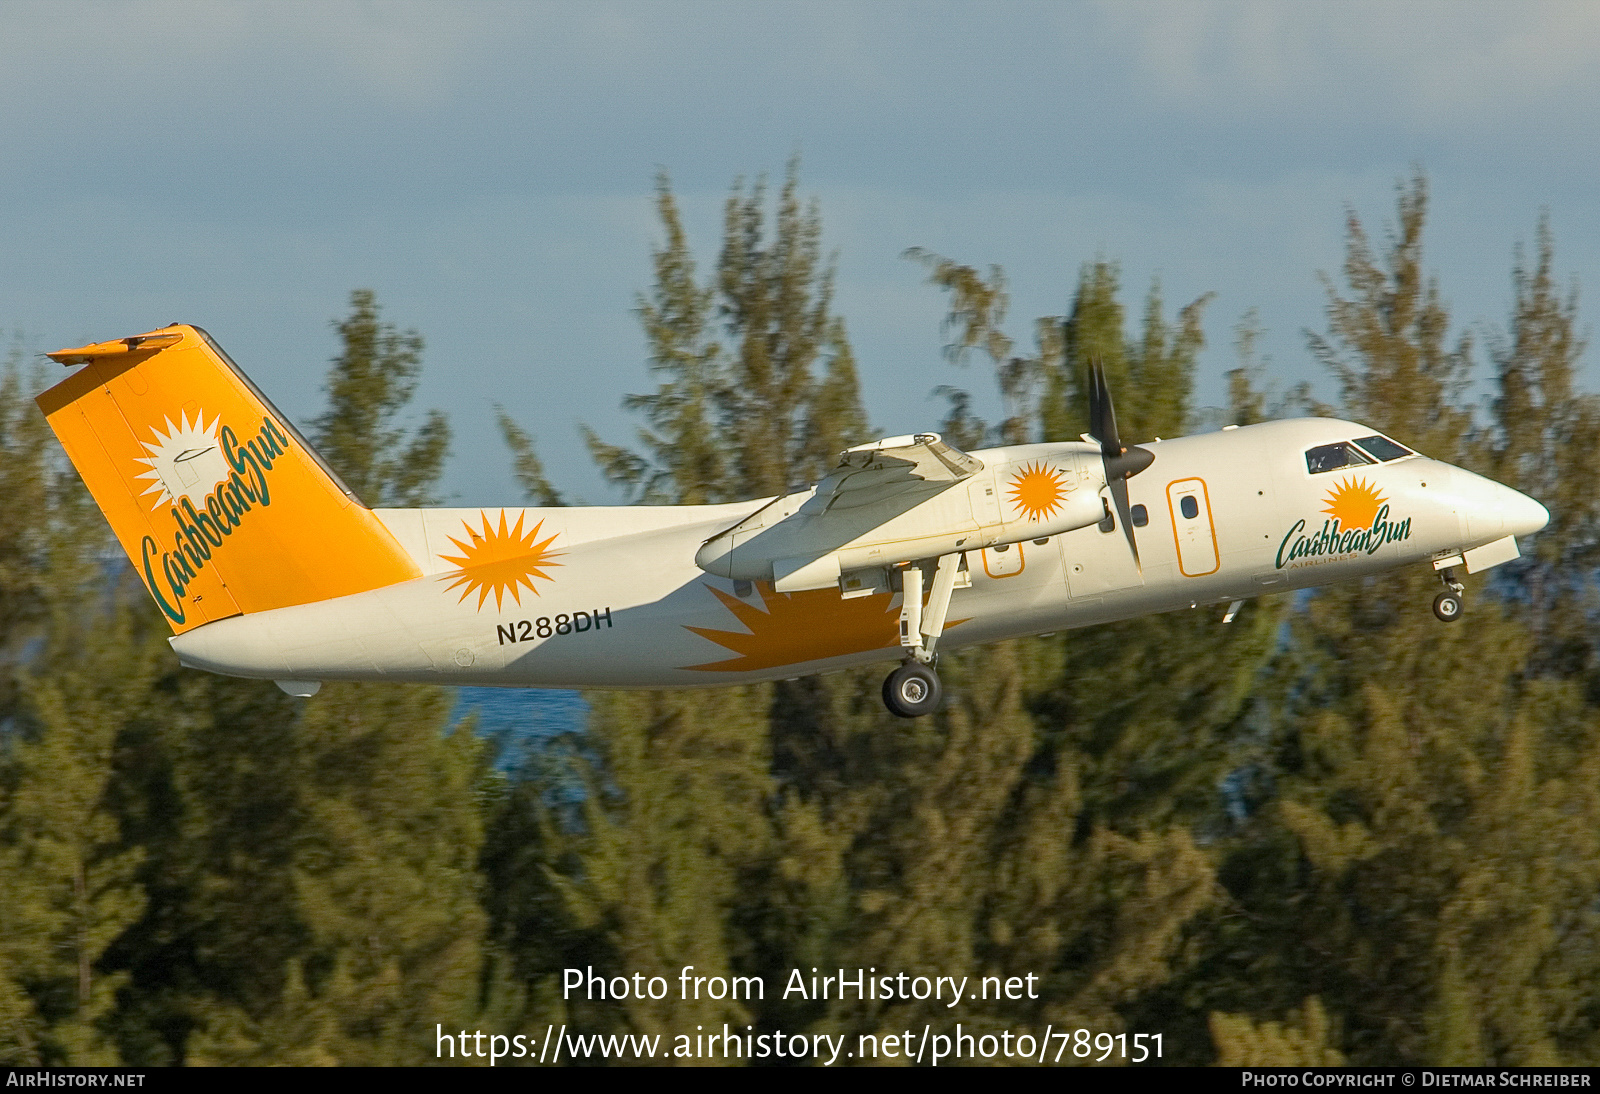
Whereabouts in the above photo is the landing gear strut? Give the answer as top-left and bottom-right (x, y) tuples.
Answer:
(1433, 567), (1464, 623)
(881, 553), (961, 717)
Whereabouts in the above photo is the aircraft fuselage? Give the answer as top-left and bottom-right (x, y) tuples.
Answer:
(168, 416), (1547, 690)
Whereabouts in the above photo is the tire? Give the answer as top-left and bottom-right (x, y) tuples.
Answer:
(882, 662), (942, 718)
(1432, 591), (1463, 623)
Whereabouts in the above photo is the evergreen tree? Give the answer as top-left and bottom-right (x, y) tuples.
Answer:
(313, 289), (451, 507)
(584, 173), (729, 503)
(98, 293), (488, 1064)
(1191, 176), (1600, 1067)
(0, 602), (160, 1064)
(585, 161), (864, 503)
(0, 350), (147, 1065)
(1483, 217), (1600, 681)
(497, 409), (565, 507)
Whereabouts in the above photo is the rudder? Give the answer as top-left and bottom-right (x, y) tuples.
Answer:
(38, 324), (421, 633)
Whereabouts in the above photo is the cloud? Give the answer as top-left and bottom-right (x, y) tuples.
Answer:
(1095, 0), (1600, 132)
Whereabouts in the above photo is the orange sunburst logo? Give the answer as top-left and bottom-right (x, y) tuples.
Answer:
(1322, 476), (1386, 531)
(683, 582), (969, 672)
(1008, 461), (1068, 522)
(684, 584), (901, 672)
(439, 511), (561, 610)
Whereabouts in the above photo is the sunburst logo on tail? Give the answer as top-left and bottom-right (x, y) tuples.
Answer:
(134, 411), (231, 510)
(439, 511), (560, 610)
(1322, 476), (1386, 531)
(1007, 461), (1069, 522)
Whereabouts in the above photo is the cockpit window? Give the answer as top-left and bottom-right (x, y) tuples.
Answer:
(1352, 435), (1413, 462)
(1305, 442), (1376, 475)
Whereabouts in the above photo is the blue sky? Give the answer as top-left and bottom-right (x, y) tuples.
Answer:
(5, 1), (1600, 503)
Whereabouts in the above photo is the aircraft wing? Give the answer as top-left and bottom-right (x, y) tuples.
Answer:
(803, 433), (983, 514)
(695, 432), (986, 586)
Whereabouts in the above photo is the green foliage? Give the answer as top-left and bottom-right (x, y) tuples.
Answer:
(1183, 178), (1600, 1067)
(905, 251), (1060, 445)
(585, 161), (865, 503)
(0, 603), (161, 1064)
(1307, 175), (1472, 457)
(314, 289), (451, 506)
(496, 407), (564, 507)
(6, 169), (1600, 1068)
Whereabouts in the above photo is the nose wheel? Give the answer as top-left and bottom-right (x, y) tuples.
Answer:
(1432, 567), (1464, 623)
(883, 661), (942, 718)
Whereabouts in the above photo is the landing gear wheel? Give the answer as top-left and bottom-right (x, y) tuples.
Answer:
(883, 661), (942, 718)
(1432, 590), (1463, 623)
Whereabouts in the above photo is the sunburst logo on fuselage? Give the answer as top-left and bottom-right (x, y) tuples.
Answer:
(683, 582), (968, 673)
(440, 511), (561, 610)
(1322, 476), (1385, 531)
(684, 583), (899, 672)
(1007, 461), (1068, 522)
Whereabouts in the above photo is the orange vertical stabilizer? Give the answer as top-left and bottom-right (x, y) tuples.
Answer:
(37, 324), (421, 634)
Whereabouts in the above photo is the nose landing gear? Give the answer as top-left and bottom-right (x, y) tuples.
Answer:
(1432, 567), (1465, 623)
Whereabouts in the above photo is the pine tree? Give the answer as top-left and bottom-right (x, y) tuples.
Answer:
(1483, 216), (1600, 680)
(584, 162), (864, 503)
(313, 289), (451, 507)
(497, 408), (564, 507)
(1193, 176), (1600, 1067)
(584, 173), (729, 503)
(0, 603), (160, 1065)
(100, 293), (488, 1064)
(0, 351), (151, 1065)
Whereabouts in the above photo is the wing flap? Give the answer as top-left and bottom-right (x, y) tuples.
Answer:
(808, 433), (983, 514)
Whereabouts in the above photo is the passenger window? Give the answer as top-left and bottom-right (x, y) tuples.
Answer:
(1179, 495), (1199, 520)
(1305, 442), (1376, 474)
(1352, 435), (1413, 462)
(1131, 504), (1148, 528)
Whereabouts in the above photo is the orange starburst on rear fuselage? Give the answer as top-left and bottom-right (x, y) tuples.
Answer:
(1007, 461), (1068, 522)
(439, 511), (561, 610)
(1322, 476), (1386, 531)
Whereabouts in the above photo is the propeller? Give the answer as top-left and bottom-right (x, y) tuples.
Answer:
(1087, 361), (1154, 570)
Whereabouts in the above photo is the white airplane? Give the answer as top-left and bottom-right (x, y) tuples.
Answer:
(38, 325), (1549, 717)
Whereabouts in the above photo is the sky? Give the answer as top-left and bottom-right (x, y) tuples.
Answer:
(5, 0), (1600, 504)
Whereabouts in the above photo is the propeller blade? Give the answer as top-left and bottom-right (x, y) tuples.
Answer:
(1086, 359), (1153, 572)
(1088, 361), (1105, 448)
(1108, 476), (1142, 572)
(1089, 360), (1121, 459)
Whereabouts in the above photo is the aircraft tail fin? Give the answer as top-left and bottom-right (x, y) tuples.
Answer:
(37, 324), (421, 634)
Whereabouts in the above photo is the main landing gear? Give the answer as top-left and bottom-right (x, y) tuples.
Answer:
(883, 662), (941, 718)
(1432, 567), (1465, 623)
(881, 553), (961, 718)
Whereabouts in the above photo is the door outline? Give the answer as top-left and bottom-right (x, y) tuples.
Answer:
(1167, 477), (1220, 577)
(981, 542), (1025, 578)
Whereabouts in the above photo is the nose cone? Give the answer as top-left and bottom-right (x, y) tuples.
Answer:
(1452, 467), (1548, 543)
(1452, 467), (1550, 541)
(1499, 484), (1550, 538)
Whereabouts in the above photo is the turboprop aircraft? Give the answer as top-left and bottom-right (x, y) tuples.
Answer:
(38, 325), (1549, 717)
